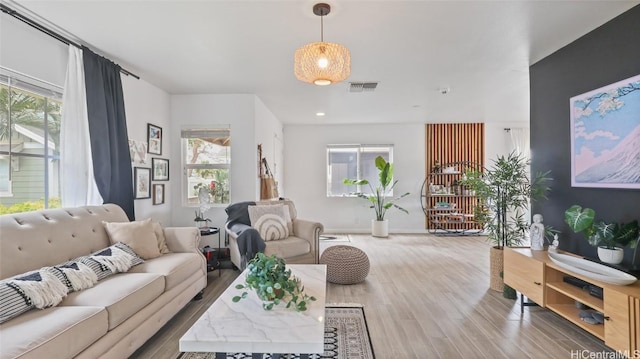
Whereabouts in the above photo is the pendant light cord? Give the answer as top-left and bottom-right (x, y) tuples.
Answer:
(320, 12), (324, 42)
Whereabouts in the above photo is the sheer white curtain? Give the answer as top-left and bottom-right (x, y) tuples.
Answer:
(508, 127), (532, 241)
(509, 127), (530, 159)
(61, 45), (102, 207)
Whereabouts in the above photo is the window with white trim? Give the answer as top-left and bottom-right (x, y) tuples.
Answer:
(326, 144), (393, 197)
(0, 73), (63, 214)
(182, 127), (231, 206)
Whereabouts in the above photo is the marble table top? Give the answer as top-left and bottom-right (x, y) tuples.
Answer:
(179, 264), (327, 354)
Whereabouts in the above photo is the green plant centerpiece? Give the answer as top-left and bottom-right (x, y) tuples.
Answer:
(460, 151), (552, 297)
(564, 205), (638, 264)
(343, 155), (410, 237)
(232, 253), (316, 311)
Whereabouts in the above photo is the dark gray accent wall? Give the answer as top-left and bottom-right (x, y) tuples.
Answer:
(530, 5), (640, 267)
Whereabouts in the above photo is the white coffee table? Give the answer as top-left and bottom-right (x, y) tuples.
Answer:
(179, 264), (327, 359)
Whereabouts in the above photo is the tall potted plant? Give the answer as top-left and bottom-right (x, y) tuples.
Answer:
(343, 156), (410, 237)
(564, 205), (639, 265)
(461, 152), (552, 295)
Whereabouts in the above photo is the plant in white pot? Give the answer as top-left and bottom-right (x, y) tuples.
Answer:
(343, 156), (410, 237)
(564, 205), (638, 265)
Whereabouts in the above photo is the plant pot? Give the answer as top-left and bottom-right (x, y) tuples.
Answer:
(597, 246), (624, 265)
(372, 219), (389, 238)
(489, 246), (504, 292)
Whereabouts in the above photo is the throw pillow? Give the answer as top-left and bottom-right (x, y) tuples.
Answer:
(7, 268), (68, 309)
(248, 204), (289, 241)
(103, 218), (161, 259)
(152, 221), (171, 254)
(77, 242), (144, 281)
(51, 262), (98, 292)
(0, 279), (34, 324)
(282, 204), (294, 236)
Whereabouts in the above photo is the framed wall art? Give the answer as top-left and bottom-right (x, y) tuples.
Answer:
(147, 123), (162, 155)
(152, 184), (165, 205)
(570, 73), (640, 189)
(152, 158), (169, 181)
(134, 167), (151, 199)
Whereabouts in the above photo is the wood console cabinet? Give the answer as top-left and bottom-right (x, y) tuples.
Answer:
(504, 247), (640, 357)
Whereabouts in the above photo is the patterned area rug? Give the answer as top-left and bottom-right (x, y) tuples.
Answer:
(177, 305), (374, 359)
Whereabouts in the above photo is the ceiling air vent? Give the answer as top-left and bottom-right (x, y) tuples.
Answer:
(348, 82), (378, 93)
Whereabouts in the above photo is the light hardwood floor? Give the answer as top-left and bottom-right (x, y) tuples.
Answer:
(131, 234), (613, 359)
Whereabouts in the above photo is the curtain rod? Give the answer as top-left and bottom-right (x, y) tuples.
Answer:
(1, 3), (140, 79)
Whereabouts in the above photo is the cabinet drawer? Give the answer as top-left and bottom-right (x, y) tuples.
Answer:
(504, 248), (544, 305)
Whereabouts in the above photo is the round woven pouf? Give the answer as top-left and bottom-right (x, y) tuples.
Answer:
(320, 245), (370, 284)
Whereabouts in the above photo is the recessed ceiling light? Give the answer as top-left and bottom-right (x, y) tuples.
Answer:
(316, 112), (326, 116)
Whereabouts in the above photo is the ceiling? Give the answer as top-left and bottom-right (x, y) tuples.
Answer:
(10, 0), (639, 125)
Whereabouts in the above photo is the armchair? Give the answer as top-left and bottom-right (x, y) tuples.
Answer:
(225, 199), (323, 269)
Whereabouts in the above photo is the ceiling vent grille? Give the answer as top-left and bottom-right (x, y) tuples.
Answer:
(348, 82), (378, 93)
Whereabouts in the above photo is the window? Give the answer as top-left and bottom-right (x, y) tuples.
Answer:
(327, 144), (393, 197)
(0, 73), (63, 214)
(182, 127), (231, 206)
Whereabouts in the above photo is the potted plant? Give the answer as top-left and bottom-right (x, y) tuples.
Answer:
(564, 205), (639, 265)
(343, 156), (410, 237)
(232, 253), (316, 311)
(461, 151), (552, 296)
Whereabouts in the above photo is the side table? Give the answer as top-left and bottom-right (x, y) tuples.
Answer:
(200, 227), (221, 277)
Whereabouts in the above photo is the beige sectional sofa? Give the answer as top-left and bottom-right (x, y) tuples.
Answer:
(0, 204), (207, 359)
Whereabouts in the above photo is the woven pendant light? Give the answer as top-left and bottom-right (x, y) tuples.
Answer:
(294, 3), (350, 86)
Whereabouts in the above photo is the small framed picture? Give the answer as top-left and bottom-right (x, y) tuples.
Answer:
(147, 123), (162, 155)
(152, 158), (169, 181)
(152, 184), (165, 205)
(134, 167), (151, 199)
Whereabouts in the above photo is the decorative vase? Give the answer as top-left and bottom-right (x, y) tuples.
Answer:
(597, 246), (624, 265)
(372, 219), (389, 238)
(489, 246), (504, 292)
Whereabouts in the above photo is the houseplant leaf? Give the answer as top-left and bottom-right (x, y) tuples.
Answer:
(564, 205), (595, 233)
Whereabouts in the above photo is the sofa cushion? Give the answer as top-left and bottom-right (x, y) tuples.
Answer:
(248, 204), (289, 241)
(58, 273), (164, 330)
(103, 219), (161, 259)
(264, 236), (310, 259)
(0, 306), (107, 359)
(128, 253), (202, 291)
(152, 221), (171, 254)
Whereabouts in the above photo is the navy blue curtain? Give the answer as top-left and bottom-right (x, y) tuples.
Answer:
(82, 46), (135, 220)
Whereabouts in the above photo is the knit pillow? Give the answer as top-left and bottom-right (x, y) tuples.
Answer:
(248, 204), (289, 241)
(50, 261), (98, 292)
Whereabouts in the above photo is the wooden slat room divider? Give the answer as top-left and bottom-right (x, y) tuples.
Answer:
(423, 123), (485, 232)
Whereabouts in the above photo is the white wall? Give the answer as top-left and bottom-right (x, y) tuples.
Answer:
(121, 76), (172, 224)
(284, 124), (425, 233)
(254, 97), (284, 197)
(0, 13), (67, 87)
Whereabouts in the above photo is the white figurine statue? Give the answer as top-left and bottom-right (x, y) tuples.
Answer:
(551, 234), (559, 251)
(530, 214), (545, 251)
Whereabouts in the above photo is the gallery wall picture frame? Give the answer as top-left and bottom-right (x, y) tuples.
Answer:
(147, 123), (162, 155)
(152, 184), (165, 205)
(570, 73), (640, 189)
(152, 158), (169, 181)
(134, 167), (151, 199)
